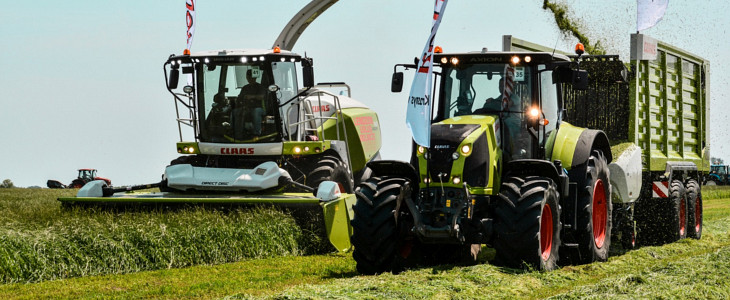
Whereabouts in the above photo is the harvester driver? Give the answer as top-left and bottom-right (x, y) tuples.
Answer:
(233, 69), (266, 139)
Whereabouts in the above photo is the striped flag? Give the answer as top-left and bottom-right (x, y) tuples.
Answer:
(501, 65), (515, 112)
(186, 0), (196, 52)
(406, 0), (448, 148)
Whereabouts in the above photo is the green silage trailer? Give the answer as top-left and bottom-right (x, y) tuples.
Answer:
(505, 33), (709, 248)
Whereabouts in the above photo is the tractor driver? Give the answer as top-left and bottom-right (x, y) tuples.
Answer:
(233, 69), (266, 138)
(474, 77), (521, 134)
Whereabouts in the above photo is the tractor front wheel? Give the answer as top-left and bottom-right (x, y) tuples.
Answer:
(493, 176), (561, 271)
(350, 176), (407, 274)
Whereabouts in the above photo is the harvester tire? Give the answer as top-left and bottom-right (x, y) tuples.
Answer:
(306, 155), (353, 193)
(493, 176), (561, 271)
(663, 180), (687, 243)
(350, 176), (405, 274)
(686, 179), (703, 239)
(573, 150), (612, 264)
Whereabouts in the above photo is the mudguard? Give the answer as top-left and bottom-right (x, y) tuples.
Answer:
(366, 160), (419, 185)
(548, 122), (612, 170)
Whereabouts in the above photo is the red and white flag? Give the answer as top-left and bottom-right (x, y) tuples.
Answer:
(406, 0), (448, 148)
(637, 0), (668, 32)
(186, 0), (196, 52)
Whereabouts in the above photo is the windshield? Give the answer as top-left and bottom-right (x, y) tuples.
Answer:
(440, 63), (531, 119)
(196, 61), (297, 143)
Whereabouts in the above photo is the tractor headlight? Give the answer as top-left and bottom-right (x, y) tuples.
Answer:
(460, 144), (471, 156)
(418, 146), (426, 155)
(452, 176), (461, 185)
(293, 146), (302, 154)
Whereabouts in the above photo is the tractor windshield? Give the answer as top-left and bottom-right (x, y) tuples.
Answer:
(439, 63), (535, 159)
(196, 61), (298, 143)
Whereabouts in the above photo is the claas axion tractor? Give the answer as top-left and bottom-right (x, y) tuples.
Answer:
(59, 0), (382, 252)
(351, 34), (708, 273)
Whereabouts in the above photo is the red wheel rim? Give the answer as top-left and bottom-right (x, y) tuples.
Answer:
(592, 179), (607, 248)
(694, 195), (701, 233)
(540, 204), (553, 261)
(680, 197), (686, 236)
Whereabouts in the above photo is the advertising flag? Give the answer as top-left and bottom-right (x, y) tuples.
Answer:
(637, 0), (668, 31)
(186, 0), (196, 52)
(406, 0), (448, 148)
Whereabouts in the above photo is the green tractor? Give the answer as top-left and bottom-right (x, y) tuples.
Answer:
(351, 46), (615, 273)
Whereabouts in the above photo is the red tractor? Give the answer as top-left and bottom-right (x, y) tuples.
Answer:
(47, 169), (112, 189)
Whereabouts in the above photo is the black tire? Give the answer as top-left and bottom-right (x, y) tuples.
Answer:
(350, 176), (406, 274)
(573, 150), (613, 264)
(493, 176), (561, 271)
(685, 179), (703, 239)
(306, 155), (353, 193)
(663, 180), (687, 243)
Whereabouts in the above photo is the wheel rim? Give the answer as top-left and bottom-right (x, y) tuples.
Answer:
(680, 197), (686, 236)
(592, 179), (607, 248)
(694, 195), (701, 232)
(540, 204), (553, 261)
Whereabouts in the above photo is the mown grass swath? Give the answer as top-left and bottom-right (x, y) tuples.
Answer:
(0, 188), (324, 283)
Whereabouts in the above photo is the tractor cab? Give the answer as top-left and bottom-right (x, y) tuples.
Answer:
(78, 169), (97, 181)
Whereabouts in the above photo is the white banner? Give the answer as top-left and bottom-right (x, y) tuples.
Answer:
(186, 0), (196, 52)
(406, 0), (448, 148)
(637, 0), (668, 32)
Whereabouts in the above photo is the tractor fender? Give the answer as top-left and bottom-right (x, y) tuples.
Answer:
(366, 160), (419, 186)
(505, 159), (567, 197)
(548, 122), (612, 170)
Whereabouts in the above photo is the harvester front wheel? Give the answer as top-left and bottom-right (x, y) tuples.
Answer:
(686, 179), (703, 239)
(493, 176), (561, 271)
(306, 155), (353, 193)
(574, 150), (612, 264)
(350, 176), (406, 274)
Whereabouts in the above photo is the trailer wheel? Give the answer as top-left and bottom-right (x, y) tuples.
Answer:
(493, 176), (561, 271)
(350, 176), (407, 274)
(664, 180), (687, 242)
(574, 150), (612, 263)
(685, 180), (703, 239)
(306, 155), (353, 193)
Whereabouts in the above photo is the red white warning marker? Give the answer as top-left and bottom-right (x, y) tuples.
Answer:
(652, 181), (669, 198)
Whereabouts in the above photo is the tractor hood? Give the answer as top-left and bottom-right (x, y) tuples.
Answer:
(414, 115), (500, 194)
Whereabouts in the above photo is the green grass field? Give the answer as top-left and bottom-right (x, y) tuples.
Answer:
(0, 188), (329, 284)
(1, 187), (729, 299)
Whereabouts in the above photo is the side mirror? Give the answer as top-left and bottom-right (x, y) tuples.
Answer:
(572, 70), (588, 90)
(302, 58), (314, 88)
(168, 68), (179, 89)
(391, 72), (404, 93)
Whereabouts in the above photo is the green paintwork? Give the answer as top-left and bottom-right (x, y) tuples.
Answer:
(59, 191), (357, 252)
(548, 122), (586, 170)
(629, 40), (710, 172)
(321, 193), (356, 252)
(319, 107), (382, 174)
(418, 115), (501, 195)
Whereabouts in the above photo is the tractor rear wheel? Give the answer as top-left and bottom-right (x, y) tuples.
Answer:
(306, 155), (353, 193)
(350, 176), (406, 274)
(493, 176), (561, 271)
(685, 179), (702, 239)
(663, 180), (687, 242)
(573, 150), (612, 264)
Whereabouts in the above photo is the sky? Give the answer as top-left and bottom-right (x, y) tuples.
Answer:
(1, 0), (728, 188)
